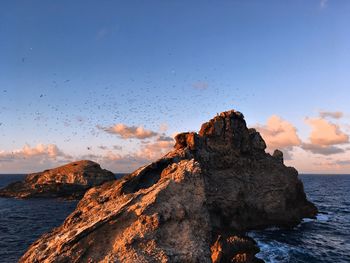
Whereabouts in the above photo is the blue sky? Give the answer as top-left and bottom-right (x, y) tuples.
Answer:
(1, 0), (350, 173)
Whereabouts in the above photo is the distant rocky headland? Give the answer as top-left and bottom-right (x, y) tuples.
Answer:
(18, 110), (317, 262)
(0, 160), (115, 199)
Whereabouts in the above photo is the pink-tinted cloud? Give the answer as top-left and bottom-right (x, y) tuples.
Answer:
(255, 115), (301, 150)
(159, 123), (168, 132)
(137, 140), (174, 160)
(310, 158), (350, 173)
(81, 136), (175, 173)
(0, 144), (70, 160)
(285, 147), (350, 173)
(319, 111), (343, 119)
(335, 160), (350, 166)
(0, 144), (72, 173)
(99, 124), (158, 139)
(0, 133), (175, 173)
(305, 118), (349, 146)
(81, 151), (150, 173)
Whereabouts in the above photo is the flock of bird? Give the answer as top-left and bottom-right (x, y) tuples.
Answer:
(0, 62), (256, 160)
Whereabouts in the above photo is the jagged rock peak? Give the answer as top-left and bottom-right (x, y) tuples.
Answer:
(174, 109), (266, 155)
(199, 109), (245, 137)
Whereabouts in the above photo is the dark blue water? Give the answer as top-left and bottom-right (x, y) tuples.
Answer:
(0, 174), (349, 262)
(249, 175), (350, 263)
(0, 174), (78, 262)
(0, 174), (127, 263)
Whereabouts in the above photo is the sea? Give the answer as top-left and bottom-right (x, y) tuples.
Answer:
(0, 174), (349, 263)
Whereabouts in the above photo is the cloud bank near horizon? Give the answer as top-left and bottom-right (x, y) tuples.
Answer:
(1, 110), (349, 174)
(0, 135), (175, 174)
(255, 110), (350, 173)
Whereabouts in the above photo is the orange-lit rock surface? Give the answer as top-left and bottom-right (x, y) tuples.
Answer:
(20, 110), (317, 262)
(0, 160), (115, 199)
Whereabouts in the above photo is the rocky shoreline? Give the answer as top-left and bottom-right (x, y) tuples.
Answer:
(11, 110), (316, 262)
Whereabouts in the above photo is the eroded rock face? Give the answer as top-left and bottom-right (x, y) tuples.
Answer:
(20, 110), (317, 263)
(0, 160), (115, 199)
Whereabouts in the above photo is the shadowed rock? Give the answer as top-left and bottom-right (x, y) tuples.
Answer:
(272, 149), (284, 163)
(19, 110), (317, 262)
(0, 160), (115, 199)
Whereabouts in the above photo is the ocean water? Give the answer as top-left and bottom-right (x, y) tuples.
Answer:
(0, 174), (349, 262)
(249, 175), (350, 263)
(0, 174), (78, 262)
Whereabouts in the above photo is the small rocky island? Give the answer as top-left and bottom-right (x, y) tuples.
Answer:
(0, 160), (115, 199)
(19, 110), (317, 262)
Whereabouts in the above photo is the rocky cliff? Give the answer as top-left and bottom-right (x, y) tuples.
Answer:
(0, 160), (115, 199)
(19, 110), (317, 262)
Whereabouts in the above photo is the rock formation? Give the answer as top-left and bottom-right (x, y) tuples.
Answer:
(0, 160), (115, 199)
(19, 110), (317, 262)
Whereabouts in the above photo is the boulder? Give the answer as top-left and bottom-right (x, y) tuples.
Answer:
(0, 160), (115, 199)
(19, 110), (317, 262)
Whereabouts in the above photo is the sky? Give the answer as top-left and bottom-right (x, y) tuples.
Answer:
(0, 0), (350, 174)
